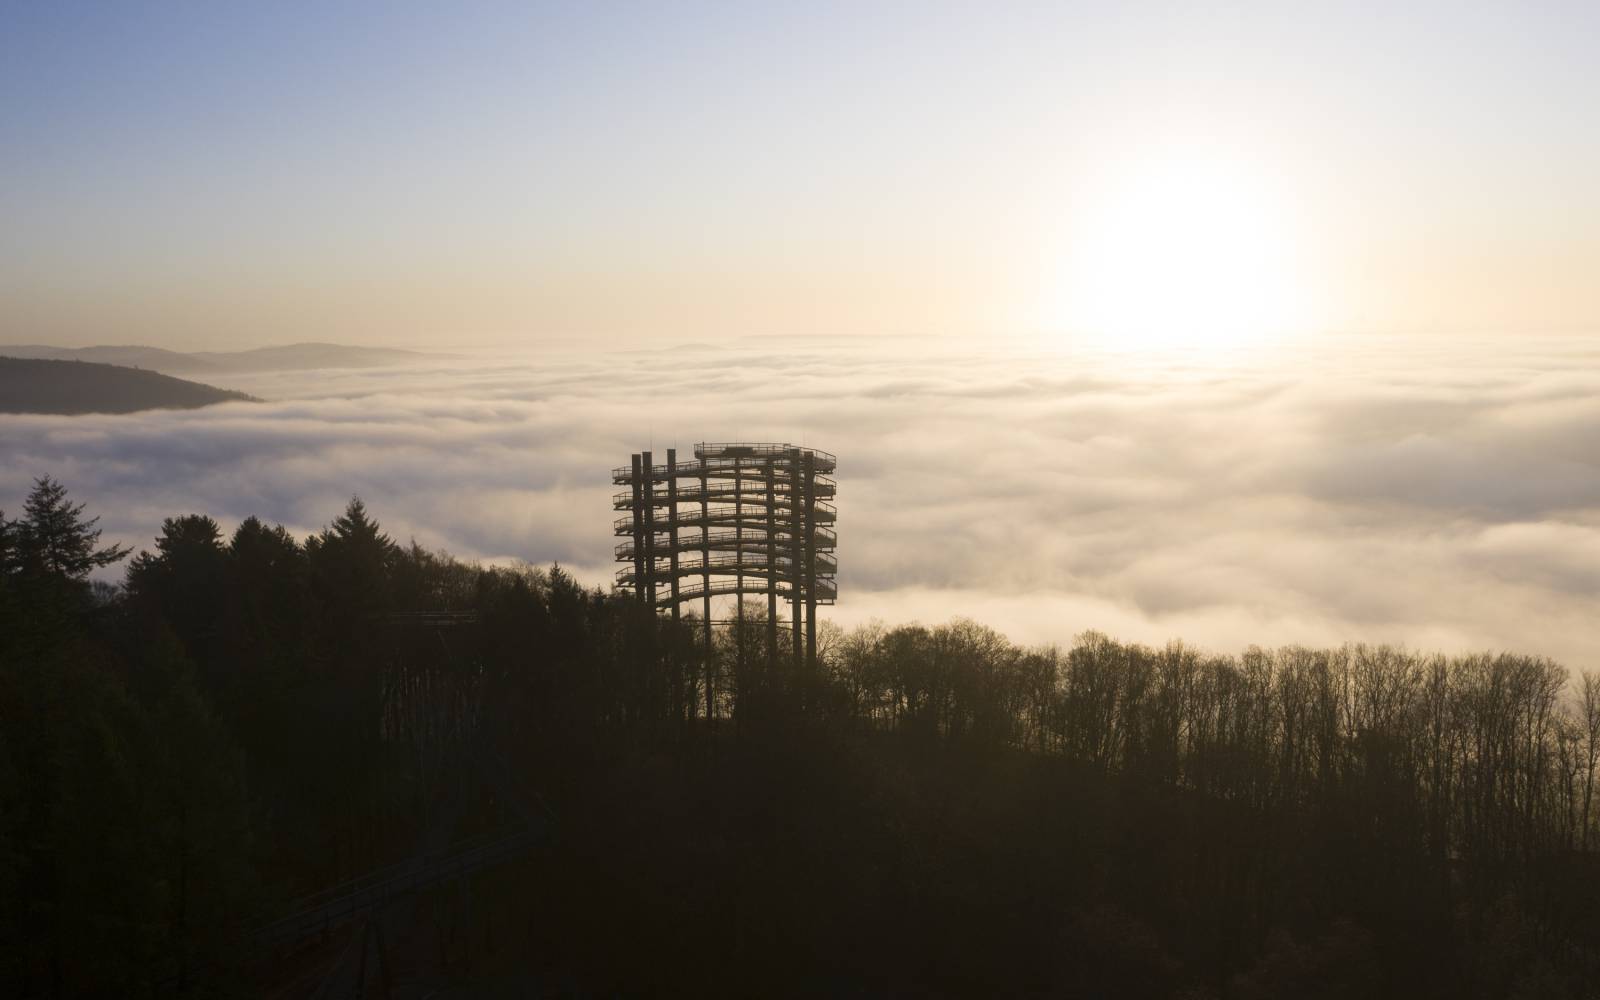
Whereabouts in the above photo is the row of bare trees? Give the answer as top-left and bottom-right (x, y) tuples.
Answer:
(819, 620), (1600, 865)
(647, 606), (1600, 873)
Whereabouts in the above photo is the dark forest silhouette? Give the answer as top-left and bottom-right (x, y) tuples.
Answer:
(3, 477), (1599, 996)
(0, 357), (257, 414)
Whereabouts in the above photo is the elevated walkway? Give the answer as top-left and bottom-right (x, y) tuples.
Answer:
(616, 550), (837, 587)
(614, 501), (835, 535)
(612, 476), (836, 510)
(616, 526), (836, 560)
(672, 577), (837, 607)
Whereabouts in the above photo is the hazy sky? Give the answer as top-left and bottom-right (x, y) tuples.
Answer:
(4, 1), (1597, 349)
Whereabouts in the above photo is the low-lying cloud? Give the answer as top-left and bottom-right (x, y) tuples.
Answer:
(3, 335), (1597, 667)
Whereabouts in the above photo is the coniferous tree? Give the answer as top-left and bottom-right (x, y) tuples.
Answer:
(222, 517), (311, 809)
(3, 478), (129, 656)
(308, 496), (397, 657)
(14, 476), (130, 581)
(126, 515), (228, 690)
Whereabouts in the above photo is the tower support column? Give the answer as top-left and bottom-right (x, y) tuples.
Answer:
(735, 455), (744, 675)
(700, 455), (713, 719)
(804, 451), (817, 677)
(666, 449), (680, 621)
(789, 447), (804, 674)
(642, 450), (656, 608)
(765, 458), (777, 676)
(630, 454), (645, 604)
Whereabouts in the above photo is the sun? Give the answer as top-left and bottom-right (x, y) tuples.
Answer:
(1052, 145), (1314, 351)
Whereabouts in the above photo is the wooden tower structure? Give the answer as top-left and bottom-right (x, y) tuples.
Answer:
(613, 443), (836, 679)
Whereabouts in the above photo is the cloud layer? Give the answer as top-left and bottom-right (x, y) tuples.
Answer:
(3, 334), (1598, 667)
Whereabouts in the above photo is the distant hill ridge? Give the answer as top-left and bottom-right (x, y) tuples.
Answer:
(0, 356), (258, 415)
(0, 341), (439, 375)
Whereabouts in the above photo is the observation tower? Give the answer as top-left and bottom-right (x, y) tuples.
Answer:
(613, 443), (836, 675)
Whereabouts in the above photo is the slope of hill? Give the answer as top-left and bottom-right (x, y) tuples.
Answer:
(0, 341), (437, 375)
(0, 356), (258, 414)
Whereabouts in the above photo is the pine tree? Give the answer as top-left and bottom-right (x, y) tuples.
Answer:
(15, 477), (130, 581)
(126, 515), (230, 696)
(309, 496), (398, 638)
(226, 516), (308, 665)
(3, 479), (129, 654)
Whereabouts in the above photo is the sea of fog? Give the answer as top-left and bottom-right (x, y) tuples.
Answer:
(3, 334), (1598, 667)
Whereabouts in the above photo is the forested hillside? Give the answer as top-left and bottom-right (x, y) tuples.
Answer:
(2, 478), (1598, 996)
(0, 357), (256, 414)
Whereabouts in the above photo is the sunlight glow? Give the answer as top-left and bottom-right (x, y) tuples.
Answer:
(1055, 145), (1315, 351)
